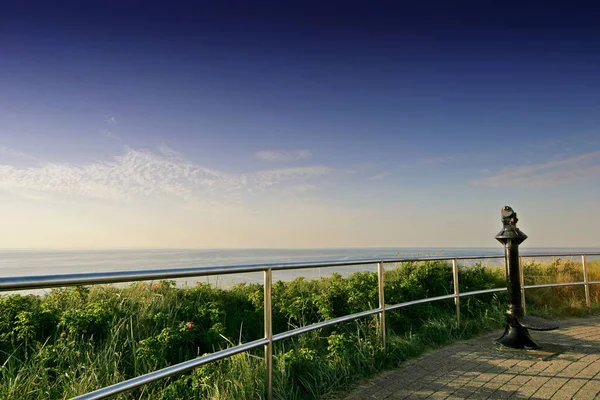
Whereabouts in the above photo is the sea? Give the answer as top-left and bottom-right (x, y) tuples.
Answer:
(2, 247), (600, 292)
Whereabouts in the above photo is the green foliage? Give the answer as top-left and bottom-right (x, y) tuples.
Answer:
(0, 295), (57, 352)
(281, 348), (318, 378)
(59, 299), (118, 337)
(0, 261), (596, 399)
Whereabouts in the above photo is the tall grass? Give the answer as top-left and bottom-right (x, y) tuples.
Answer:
(0, 259), (598, 399)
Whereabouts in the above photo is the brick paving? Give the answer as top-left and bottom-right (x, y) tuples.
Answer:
(342, 316), (600, 399)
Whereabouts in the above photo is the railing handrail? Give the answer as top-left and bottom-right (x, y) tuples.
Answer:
(1, 251), (599, 400)
(2, 252), (599, 292)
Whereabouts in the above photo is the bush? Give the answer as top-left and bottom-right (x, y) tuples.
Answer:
(0, 260), (595, 399)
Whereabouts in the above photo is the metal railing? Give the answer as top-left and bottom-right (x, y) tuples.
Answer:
(1, 252), (599, 400)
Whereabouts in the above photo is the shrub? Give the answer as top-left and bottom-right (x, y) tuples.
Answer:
(0, 260), (595, 399)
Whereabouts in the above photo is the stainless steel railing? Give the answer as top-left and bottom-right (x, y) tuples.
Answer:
(1, 252), (599, 400)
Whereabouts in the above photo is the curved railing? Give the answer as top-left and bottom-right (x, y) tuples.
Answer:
(1, 252), (599, 400)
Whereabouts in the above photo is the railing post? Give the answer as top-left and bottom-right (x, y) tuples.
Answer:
(377, 262), (386, 352)
(451, 259), (460, 328)
(519, 256), (526, 314)
(582, 255), (591, 309)
(264, 269), (273, 400)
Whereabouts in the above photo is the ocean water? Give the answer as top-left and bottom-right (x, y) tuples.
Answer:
(1, 247), (599, 290)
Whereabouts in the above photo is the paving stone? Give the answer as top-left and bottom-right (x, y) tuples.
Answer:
(573, 378), (600, 397)
(532, 377), (569, 398)
(551, 378), (588, 399)
(340, 316), (600, 400)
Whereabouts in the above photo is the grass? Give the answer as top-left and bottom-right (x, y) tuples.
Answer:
(1, 258), (599, 399)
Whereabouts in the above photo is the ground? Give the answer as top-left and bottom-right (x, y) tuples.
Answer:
(341, 316), (600, 399)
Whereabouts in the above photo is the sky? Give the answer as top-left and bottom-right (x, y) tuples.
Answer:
(1, 1), (600, 249)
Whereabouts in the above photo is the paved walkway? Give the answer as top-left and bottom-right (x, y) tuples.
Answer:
(343, 316), (600, 399)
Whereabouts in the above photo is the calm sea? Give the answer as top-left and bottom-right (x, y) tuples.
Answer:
(1, 247), (599, 289)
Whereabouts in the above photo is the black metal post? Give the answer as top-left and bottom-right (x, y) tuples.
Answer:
(494, 206), (558, 350)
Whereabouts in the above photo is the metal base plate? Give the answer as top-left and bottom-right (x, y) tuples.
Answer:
(518, 315), (559, 331)
(495, 325), (540, 350)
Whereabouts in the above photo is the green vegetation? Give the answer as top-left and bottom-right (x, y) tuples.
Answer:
(1, 258), (599, 399)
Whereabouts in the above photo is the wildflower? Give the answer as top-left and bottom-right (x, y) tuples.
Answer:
(152, 284), (158, 289)
(186, 322), (193, 329)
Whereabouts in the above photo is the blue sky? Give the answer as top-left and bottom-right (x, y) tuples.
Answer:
(1, 2), (600, 248)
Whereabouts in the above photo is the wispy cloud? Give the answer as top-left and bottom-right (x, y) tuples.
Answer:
(0, 148), (246, 203)
(157, 144), (183, 159)
(99, 129), (119, 139)
(253, 166), (334, 188)
(289, 184), (317, 192)
(0, 147), (336, 203)
(414, 156), (455, 166)
(472, 150), (600, 188)
(105, 115), (117, 124)
(395, 155), (456, 169)
(0, 145), (38, 161)
(366, 172), (390, 181)
(254, 149), (312, 162)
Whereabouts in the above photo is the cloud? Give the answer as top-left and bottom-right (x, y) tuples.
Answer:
(472, 150), (600, 188)
(254, 149), (312, 162)
(99, 129), (119, 139)
(395, 155), (455, 169)
(105, 115), (117, 124)
(366, 172), (390, 181)
(289, 184), (317, 192)
(414, 156), (455, 166)
(253, 166), (334, 188)
(0, 147), (336, 203)
(0, 148), (246, 203)
(157, 144), (183, 159)
(0, 145), (38, 161)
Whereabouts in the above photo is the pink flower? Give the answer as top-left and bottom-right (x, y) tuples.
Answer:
(152, 284), (158, 289)
(186, 322), (193, 329)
